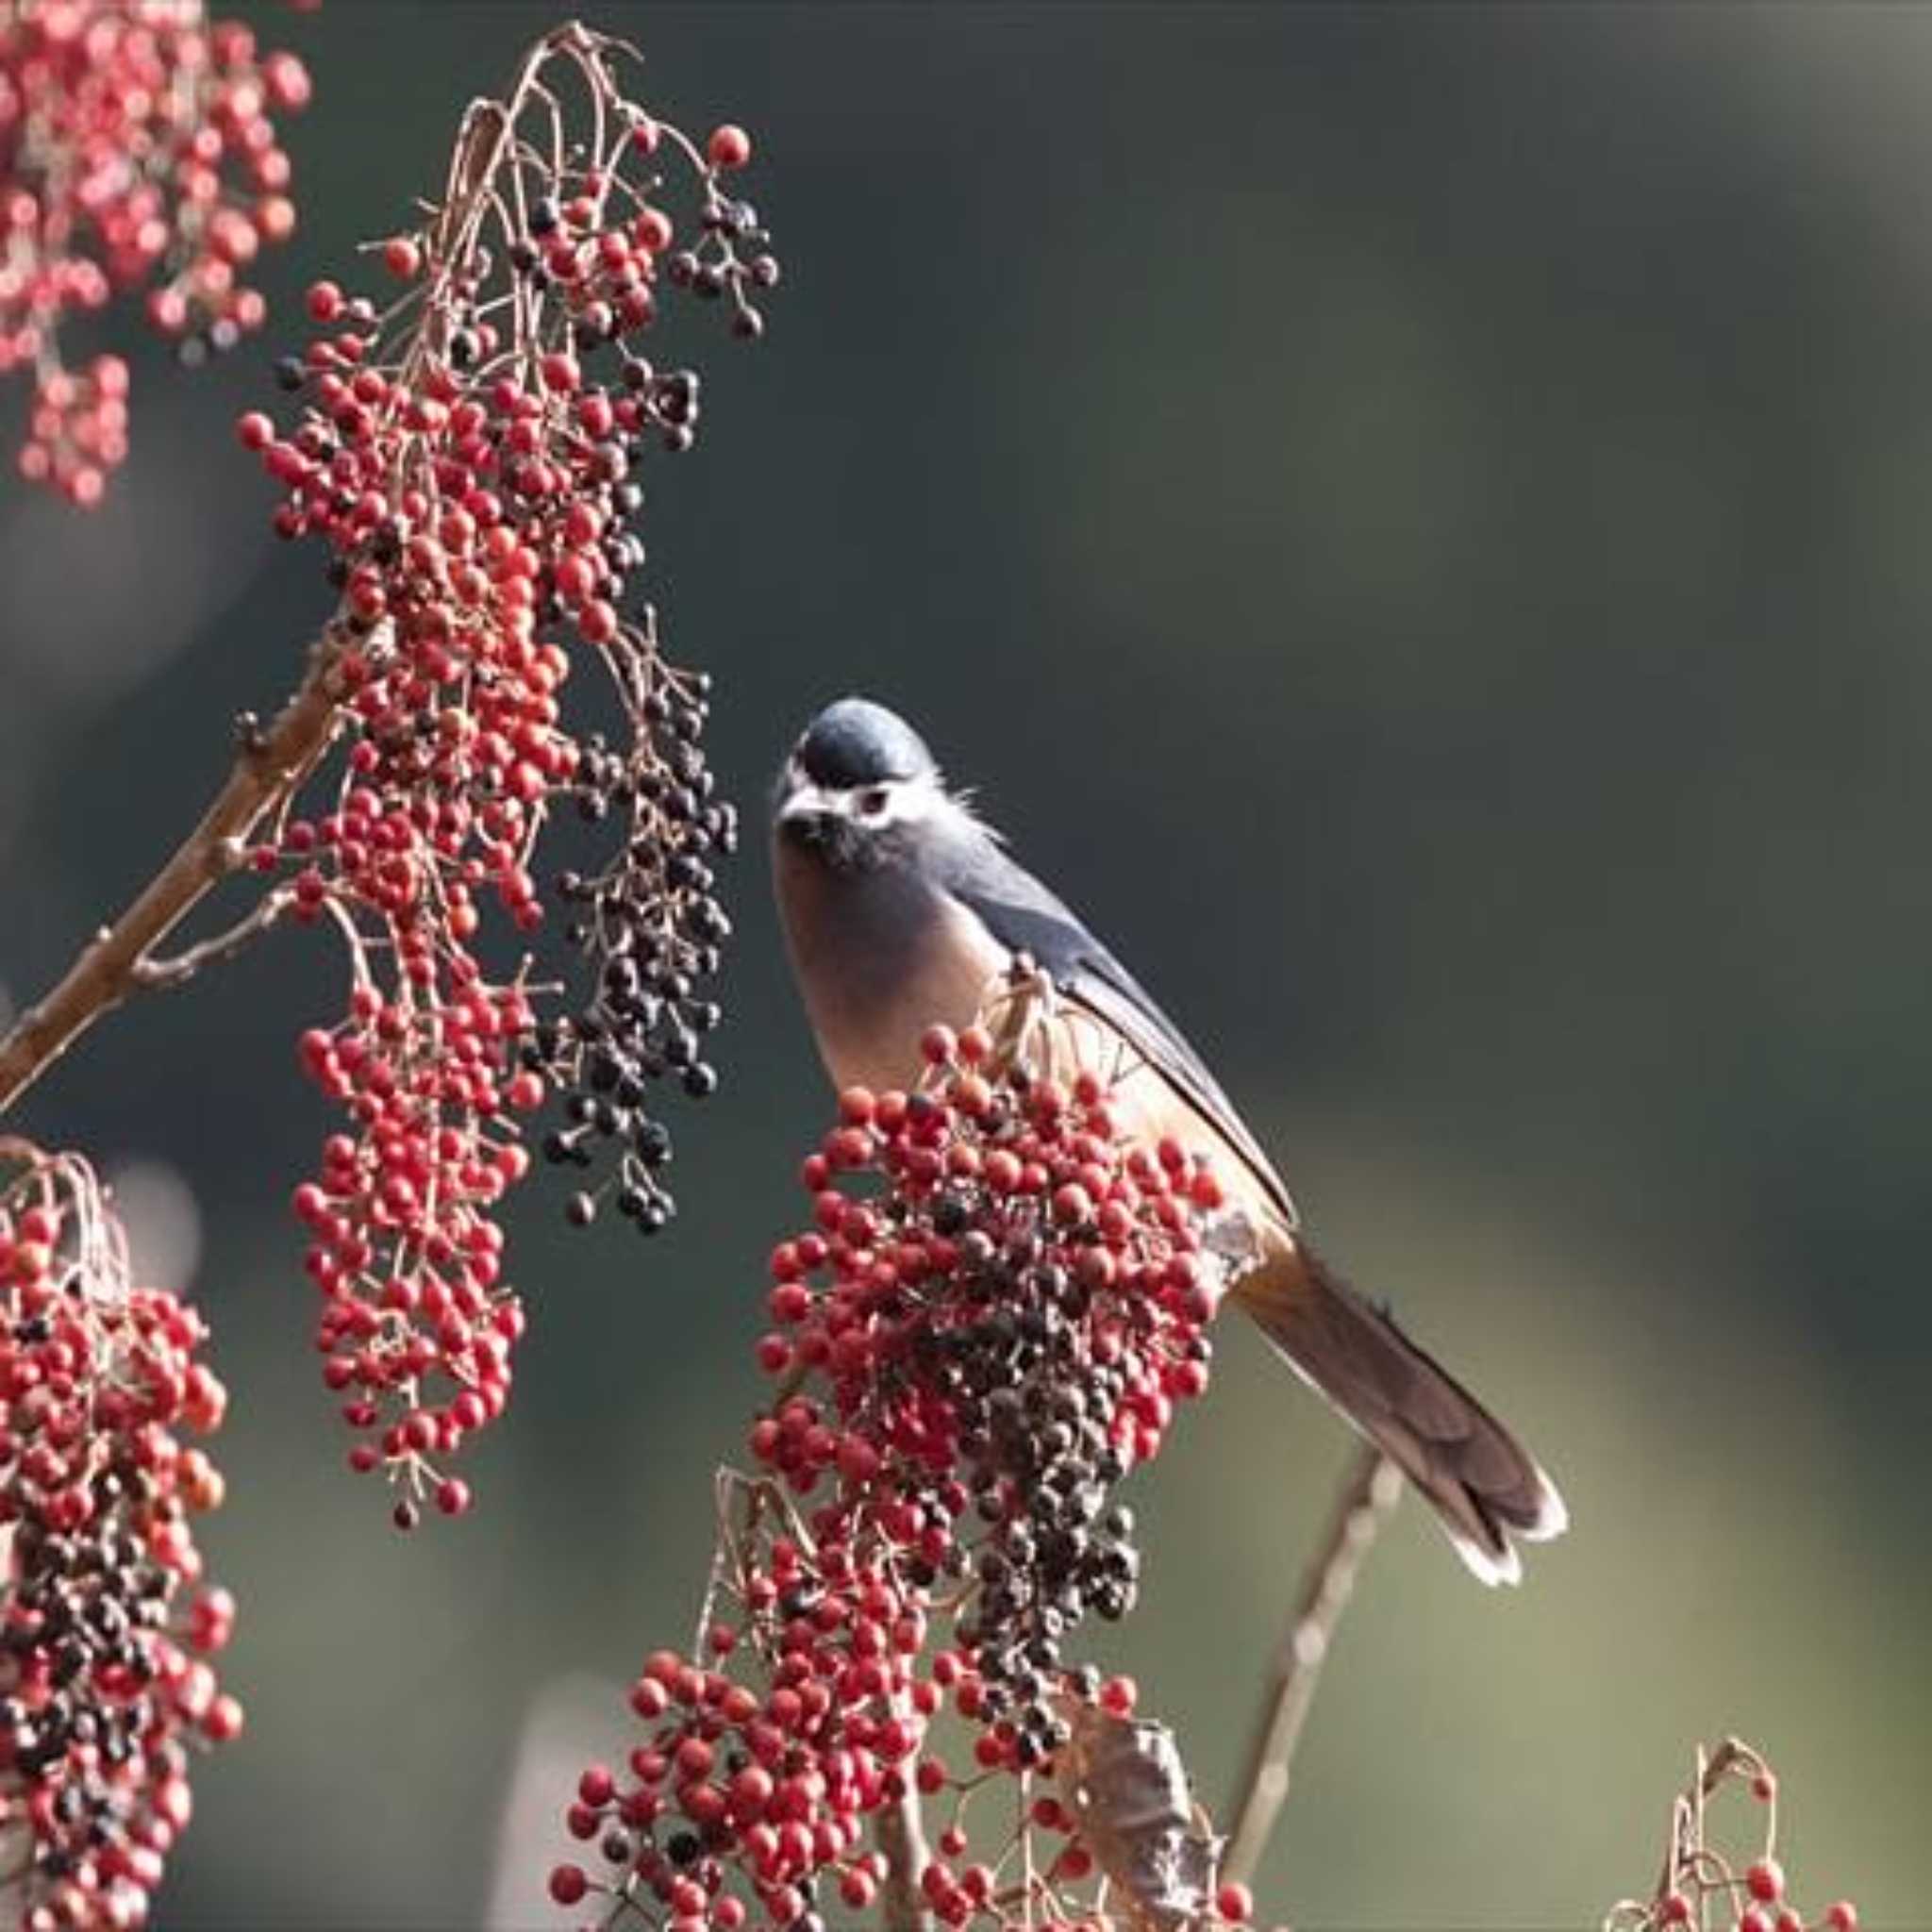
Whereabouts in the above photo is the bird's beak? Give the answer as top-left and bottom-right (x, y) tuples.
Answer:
(775, 781), (850, 851)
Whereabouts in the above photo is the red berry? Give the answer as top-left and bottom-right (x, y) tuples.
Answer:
(707, 124), (753, 170)
(204, 1694), (245, 1742)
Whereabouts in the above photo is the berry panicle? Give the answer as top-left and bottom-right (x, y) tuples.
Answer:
(548, 980), (1251, 1931)
(239, 24), (775, 1523)
(0, 0), (311, 503)
(0, 1140), (239, 1930)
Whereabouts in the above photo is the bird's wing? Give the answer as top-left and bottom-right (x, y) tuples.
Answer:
(944, 849), (1298, 1227)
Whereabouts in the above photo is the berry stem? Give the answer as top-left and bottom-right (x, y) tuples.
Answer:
(0, 619), (353, 1115)
(129, 883), (300, 991)
(877, 1778), (931, 1932)
(1221, 1443), (1402, 1889)
(1658, 1738), (1776, 1910)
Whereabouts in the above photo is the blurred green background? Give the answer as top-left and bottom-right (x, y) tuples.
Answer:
(1, 3), (1926, 1925)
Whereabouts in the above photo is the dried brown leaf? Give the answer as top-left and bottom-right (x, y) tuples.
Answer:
(1059, 1702), (1223, 1932)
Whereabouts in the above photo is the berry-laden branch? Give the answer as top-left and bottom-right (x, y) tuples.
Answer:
(0, 1138), (239, 1930)
(0, 1), (313, 504)
(1604, 1740), (1859, 1932)
(3, 20), (780, 1526)
(1220, 1442), (1401, 1889)
(547, 979), (1269, 1932)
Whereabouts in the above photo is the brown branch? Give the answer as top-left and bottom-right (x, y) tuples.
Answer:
(1221, 1443), (1402, 1889)
(0, 624), (352, 1117)
(876, 1781), (930, 1932)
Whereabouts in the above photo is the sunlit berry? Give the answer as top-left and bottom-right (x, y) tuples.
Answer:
(707, 124), (752, 170)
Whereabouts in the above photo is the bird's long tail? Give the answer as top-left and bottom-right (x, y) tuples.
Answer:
(1232, 1238), (1568, 1585)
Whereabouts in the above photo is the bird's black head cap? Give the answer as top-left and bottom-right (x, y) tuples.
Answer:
(794, 697), (937, 790)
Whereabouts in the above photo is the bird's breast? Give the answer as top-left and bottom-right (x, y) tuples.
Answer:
(774, 848), (1011, 1093)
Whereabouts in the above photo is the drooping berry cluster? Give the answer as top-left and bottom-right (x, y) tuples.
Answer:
(0, 1142), (239, 1929)
(534, 656), (737, 1239)
(234, 25), (774, 1521)
(1605, 1740), (1859, 1932)
(291, 979), (534, 1530)
(550, 1000), (1248, 1932)
(0, 0), (309, 503)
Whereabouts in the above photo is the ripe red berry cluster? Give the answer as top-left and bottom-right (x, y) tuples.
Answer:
(0, 0), (309, 503)
(549, 1016), (1250, 1931)
(19, 357), (129, 509)
(291, 979), (533, 1531)
(0, 1145), (239, 1930)
(1608, 1741), (1858, 1932)
(234, 28), (773, 1522)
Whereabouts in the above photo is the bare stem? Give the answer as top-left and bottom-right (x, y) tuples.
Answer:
(129, 885), (298, 991)
(0, 624), (351, 1117)
(1221, 1444), (1402, 1888)
(877, 1779), (930, 1932)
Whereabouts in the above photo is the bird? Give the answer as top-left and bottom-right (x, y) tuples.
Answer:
(770, 695), (1567, 1585)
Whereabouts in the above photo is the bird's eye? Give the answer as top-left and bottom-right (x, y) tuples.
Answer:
(858, 786), (891, 818)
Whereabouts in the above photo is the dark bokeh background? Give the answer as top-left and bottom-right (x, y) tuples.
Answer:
(2, 4), (1926, 1925)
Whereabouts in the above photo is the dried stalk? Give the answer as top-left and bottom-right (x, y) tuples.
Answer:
(0, 623), (351, 1115)
(877, 1783), (931, 1932)
(1221, 1444), (1402, 1888)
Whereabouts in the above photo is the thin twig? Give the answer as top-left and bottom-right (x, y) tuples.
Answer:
(128, 885), (297, 991)
(1657, 1738), (1773, 1907)
(0, 624), (352, 1116)
(1221, 1443), (1402, 1888)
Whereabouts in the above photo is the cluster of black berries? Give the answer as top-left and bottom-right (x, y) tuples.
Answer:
(535, 667), (737, 1235)
(666, 170), (781, 342)
(917, 1202), (1153, 1767)
(652, 361), (704, 456)
(5, 1512), (185, 1807)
